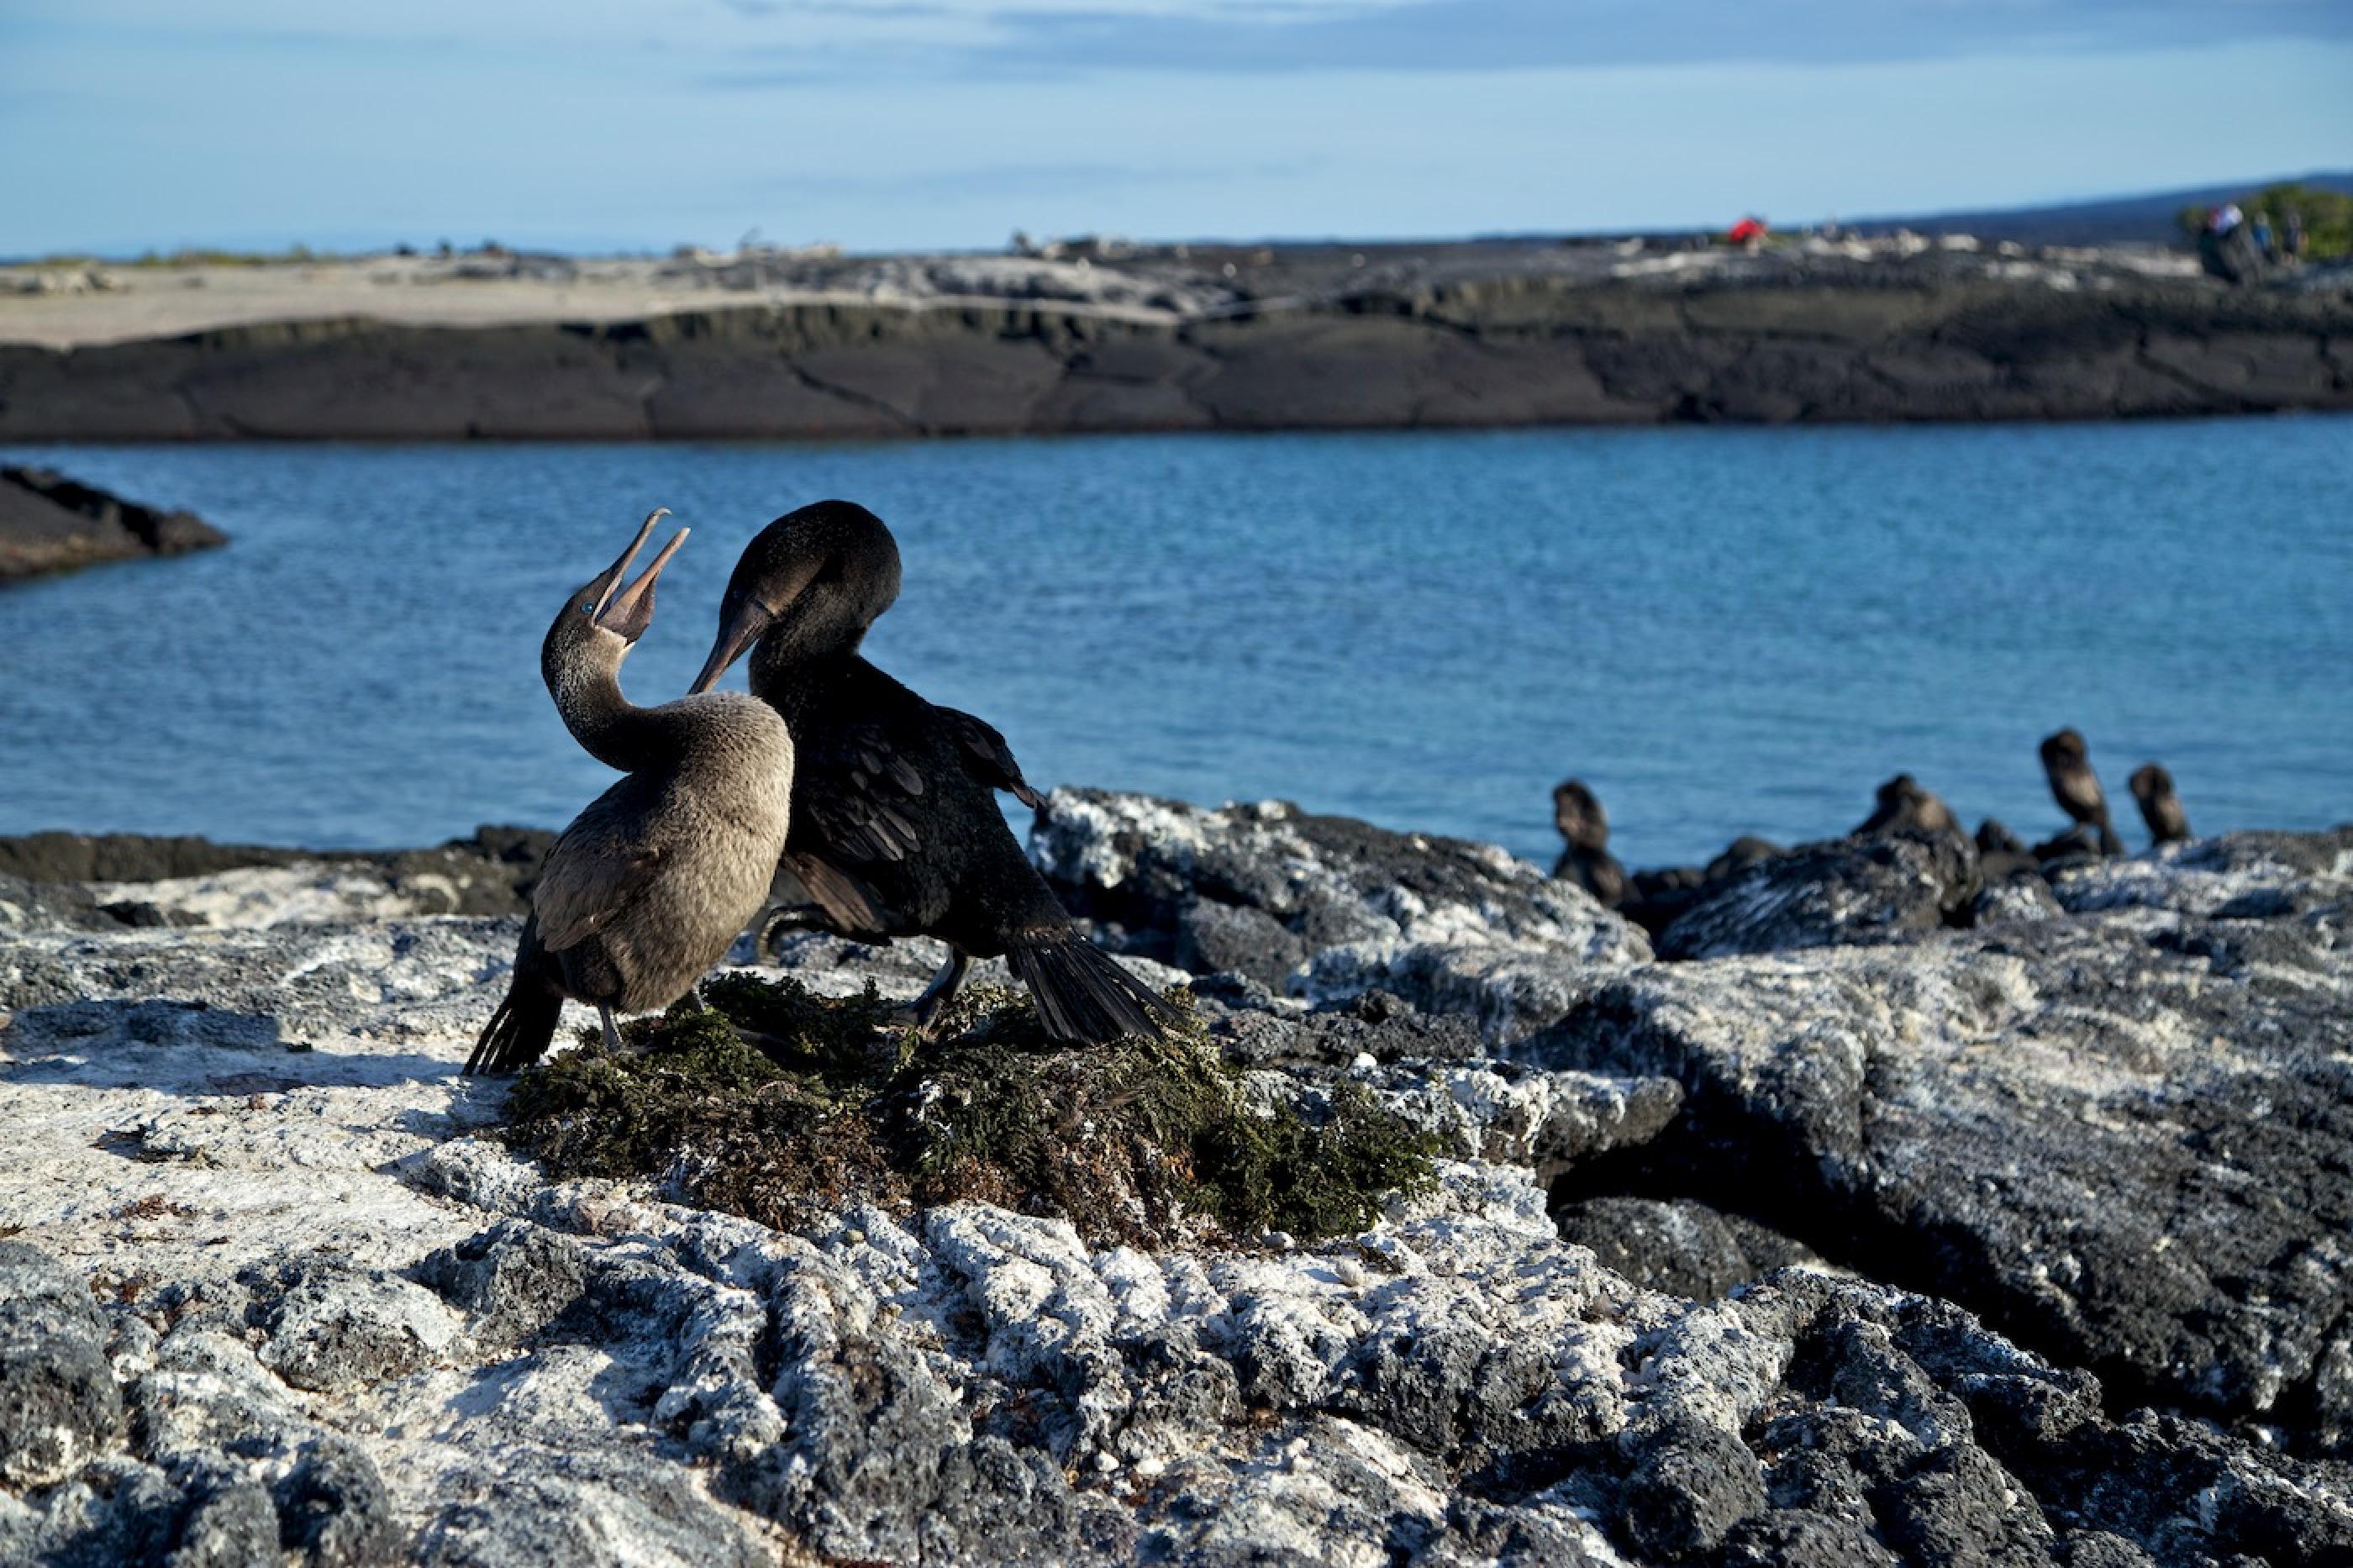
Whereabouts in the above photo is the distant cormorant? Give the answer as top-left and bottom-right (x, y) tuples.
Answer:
(1550, 779), (1626, 907)
(2129, 762), (2192, 846)
(466, 512), (796, 1074)
(690, 500), (1171, 1043)
(1976, 819), (2024, 857)
(1853, 773), (1959, 839)
(2039, 729), (2124, 855)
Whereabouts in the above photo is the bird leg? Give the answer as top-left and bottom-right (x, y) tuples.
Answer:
(892, 949), (971, 1033)
(597, 1003), (624, 1054)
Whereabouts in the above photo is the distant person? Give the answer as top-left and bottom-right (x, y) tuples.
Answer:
(2285, 208), (2306, 261)
(1726, 215), (1769, 250)
(2195, 212), (2228, 279)
(2197, 203), (2262, 285)
(1550, 779), (1627, 908)
(2252, 213), (2275, 260)
(2039, 728), (2124, 855)
(2129, 764), (2192, 846)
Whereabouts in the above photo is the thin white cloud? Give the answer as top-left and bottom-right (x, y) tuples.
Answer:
(3, 3), (2346, 255)
(24, 0), (2345, 78)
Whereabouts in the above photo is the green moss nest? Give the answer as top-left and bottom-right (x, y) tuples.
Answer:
(497, 974), (1437, 1248)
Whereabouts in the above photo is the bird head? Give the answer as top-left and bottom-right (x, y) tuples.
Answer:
(545, 509), (688, 671)
(690, 501), (903, 695)
(2039, 729), (2088, 769)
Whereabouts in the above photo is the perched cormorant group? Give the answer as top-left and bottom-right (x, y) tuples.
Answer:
(1553, 727), (2198, 934)
(469, 501), (1171, 1076)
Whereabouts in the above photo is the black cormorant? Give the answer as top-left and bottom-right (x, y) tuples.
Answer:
(1550, 779), (1626, 907)
(2039, 729), (2124, 855)
(2129, 762), (2191, 846)
(1853, 773), (1960, 839)
(690, 500), (1171, 1044)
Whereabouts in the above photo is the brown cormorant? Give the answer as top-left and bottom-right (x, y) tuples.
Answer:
(2038, 729), (2123, 855)
(689, 500), (1171, 1043)
(466, 512), (796, 1074)
(2129, 763), (2192, 846)
(1853, 773), (1960, 839)
(1976, 818), (2024, 857)
(1550, 779), (1626, 907)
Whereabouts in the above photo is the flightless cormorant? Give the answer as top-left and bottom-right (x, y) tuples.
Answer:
(690, 500), (1171, 1044)
(467, 511), (796, 1073)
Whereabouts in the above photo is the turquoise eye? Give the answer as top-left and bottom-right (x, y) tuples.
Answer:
(579, 601), (594, 615)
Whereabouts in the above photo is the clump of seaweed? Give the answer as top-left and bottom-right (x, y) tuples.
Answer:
(497, 974), (1435, 1247)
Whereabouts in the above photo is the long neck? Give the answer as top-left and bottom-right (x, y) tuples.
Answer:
(550, 643), (670, 772)
(749, 601), (867, 715)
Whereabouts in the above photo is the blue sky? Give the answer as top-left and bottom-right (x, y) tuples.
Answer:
(3, 1), (2348, 255)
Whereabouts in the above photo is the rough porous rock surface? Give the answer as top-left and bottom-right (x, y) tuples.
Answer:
(0, 466), (226, 581)
(1654, 830), (1980, 960)
(0, 826), (552, 927)
(2045, 827), (2353, 918)
(5, 820), (2353, 1564)
(0, 1246), (123, 1491)
(1531, 829), (2353, 1455)
(1553, 1198), (1825, 1302)
(1032, 788), (1651, 1043)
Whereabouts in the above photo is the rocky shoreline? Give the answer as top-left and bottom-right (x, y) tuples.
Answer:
(1, 790), (2348, 1563)
(3, 239), (2348, 439)
(0, 467), (226, 581)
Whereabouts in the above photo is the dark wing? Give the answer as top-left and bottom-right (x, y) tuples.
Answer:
(531, 808), (666, 955)
(777, 850), (892, 943)
(940, 707), (1046, 810)
(794, 701), (1043, 870)
(795, 713), (934, 866)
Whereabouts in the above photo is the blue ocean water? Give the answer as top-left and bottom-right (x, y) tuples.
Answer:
(2, 420), (2347, 871)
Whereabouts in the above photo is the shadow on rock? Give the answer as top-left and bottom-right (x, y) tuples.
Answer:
(3, 998), (462, 1093)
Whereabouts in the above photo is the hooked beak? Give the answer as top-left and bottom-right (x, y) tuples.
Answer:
(689, 595), (770, 694)
(589, 508), (667, 620)
(594, 509), (687, 642)
(690, 548), (829, 694)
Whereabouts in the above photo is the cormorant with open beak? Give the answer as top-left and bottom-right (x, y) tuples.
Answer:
(466, 511), (796, 1073)
(691, 500), (1171, 1044)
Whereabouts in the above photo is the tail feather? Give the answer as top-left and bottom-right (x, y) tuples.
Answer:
(1007, 934), (1176, 1045)
(465, 924), (566, 1076)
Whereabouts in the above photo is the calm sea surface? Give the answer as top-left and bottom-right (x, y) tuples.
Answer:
(3, 420), (2348, 871)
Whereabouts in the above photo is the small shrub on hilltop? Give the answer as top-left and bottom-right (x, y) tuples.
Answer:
(497, 976), (1436, 1247)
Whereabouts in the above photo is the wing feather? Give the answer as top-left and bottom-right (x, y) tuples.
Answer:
(941, 708), (1045, 809)
(532, 804), (666, 955)
(792, 698), (1043, 871)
